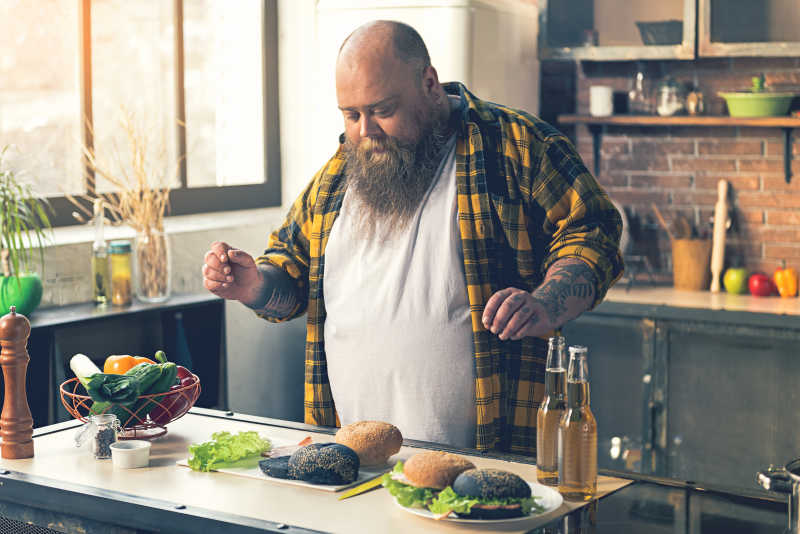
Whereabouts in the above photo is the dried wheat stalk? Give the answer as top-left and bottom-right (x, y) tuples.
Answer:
(68, 109), (180, 299)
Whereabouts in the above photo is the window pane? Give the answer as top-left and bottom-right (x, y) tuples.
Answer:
(91, 0), (178, 193)
(0, 0), (81, 197)
(184, 0), (265, 187)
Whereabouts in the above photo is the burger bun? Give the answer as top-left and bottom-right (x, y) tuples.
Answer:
(402, 451), (475, 490)
(335, 421), (403, 466)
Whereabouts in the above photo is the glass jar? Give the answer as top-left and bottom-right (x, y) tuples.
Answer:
(74, 414), (121, 459)
(109, 240), (132, 306)
(133, 229), (171, 303)
(656, 78), (686, 117)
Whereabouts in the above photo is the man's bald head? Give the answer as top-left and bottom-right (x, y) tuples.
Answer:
(338, 20), (431, 82)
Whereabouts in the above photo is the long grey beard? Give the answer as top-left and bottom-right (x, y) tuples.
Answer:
(343, 123), (450, 240)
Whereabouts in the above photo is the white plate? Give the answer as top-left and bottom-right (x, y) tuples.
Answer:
(394, 481), (563, 523)
(176, 435), (395, 492)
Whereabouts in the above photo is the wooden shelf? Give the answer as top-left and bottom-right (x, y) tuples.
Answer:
(558, 114), (800, 183)
(559, 114), (800, 128)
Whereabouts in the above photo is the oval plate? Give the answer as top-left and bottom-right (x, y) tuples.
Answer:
(393, 481), (563, 523)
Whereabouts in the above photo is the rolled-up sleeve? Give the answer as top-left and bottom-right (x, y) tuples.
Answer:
(536, 135), (624, 307)
(254, 177), (317, 323)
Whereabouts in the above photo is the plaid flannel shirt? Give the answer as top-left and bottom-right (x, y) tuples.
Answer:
(256, 82), (623, 454)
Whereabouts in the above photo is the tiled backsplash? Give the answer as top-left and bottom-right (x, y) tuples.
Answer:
(542, 58), (800, 275)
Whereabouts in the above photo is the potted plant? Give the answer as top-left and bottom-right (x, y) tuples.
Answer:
(0, 146), (53, 316)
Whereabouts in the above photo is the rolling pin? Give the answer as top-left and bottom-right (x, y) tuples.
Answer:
(710, 179), (729, 293)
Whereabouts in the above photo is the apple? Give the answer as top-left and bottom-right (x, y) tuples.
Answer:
(748, 272), (775, 297)
(723, 267), (748, 294)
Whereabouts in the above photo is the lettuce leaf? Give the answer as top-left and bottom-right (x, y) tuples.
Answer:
(381, 461), (438, 509)
(188, 431), (272, 472)
(428, 486), (546, 516)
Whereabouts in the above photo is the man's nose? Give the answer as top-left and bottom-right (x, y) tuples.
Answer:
(359, 114), (381, 138)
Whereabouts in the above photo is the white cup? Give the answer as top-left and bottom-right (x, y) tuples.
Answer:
(110, 440), (151, 469)
(590, 86), (614, 117)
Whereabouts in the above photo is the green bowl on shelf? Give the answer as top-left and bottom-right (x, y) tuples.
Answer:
(718, 91), (795, 117)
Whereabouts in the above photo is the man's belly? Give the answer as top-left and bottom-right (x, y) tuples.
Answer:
(324, 313), (476, 449)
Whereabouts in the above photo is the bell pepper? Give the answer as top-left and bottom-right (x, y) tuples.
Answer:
(774, 261), (798, 298)
(103, 354), (156, 374)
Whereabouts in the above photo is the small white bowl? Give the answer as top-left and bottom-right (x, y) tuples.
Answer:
(110, 440), (151, 469)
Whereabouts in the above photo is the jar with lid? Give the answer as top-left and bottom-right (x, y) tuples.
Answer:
(109, 240), (132, 306)
(74, 414), (121, 459)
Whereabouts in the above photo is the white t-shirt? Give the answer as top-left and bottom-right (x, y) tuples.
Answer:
(323, 133), (477, 448)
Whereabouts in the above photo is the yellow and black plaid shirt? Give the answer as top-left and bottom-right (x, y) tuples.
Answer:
(256, 82), (623, 454)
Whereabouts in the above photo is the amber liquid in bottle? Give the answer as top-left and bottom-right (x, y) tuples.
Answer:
(537, 336), (567, 486)
(558, 346), (597, 501)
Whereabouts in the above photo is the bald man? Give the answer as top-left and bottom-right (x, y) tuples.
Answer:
(203, 21), (623, 454)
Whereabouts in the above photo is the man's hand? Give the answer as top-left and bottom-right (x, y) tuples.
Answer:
(482, 288), (555, 341)
(482, 258), (598, 341)
(202, 241), (264, 306)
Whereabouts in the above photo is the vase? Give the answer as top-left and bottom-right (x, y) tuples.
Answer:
(0, 272), (42, 316)
(133, 229), (171, 303)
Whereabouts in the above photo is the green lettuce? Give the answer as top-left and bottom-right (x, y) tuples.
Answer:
(429, 486), (545, 517)
(381, 461), (438, 509)
(188, 431), (272, 472)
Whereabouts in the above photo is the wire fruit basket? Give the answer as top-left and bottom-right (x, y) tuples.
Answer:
(60, 375), (201, 439)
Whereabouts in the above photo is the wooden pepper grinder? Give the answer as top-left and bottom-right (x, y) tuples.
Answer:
(0, 306), (34, 458)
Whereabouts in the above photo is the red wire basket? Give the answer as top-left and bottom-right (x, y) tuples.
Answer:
(60, 375), (201, 439)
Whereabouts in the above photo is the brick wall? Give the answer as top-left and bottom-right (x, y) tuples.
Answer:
(542, 58), (800, 277)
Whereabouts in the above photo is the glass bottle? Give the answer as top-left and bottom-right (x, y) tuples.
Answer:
(537, 335), (567, 486)
(628, 70), (652, 115)
(558, 345), (597, 501)
(109, 240), (132, 306)
(91, 199), (109, 305)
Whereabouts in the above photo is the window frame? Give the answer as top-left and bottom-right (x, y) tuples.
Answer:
(45, 0), (280, 227)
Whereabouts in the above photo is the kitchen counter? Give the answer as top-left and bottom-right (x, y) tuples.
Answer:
(0, 409), (628, 534)
(600, 285), (800, 329)
(0, 409), (788, 533)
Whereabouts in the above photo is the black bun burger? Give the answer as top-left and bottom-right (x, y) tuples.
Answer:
(429, 468), (542, 519)
(258, 442), (359, 485)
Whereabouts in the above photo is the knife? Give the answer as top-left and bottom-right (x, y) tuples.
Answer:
(338, 474), (384, 500)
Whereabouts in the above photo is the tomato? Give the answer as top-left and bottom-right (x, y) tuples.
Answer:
(176, 366), (192, 380)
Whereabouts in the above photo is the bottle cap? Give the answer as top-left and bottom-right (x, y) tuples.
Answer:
(109, 240), (131, 254)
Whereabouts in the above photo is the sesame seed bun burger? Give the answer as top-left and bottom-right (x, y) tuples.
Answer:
(335, 421), (403, 466)
(428, 468), (543, 519)
(381, 451), (475, 508)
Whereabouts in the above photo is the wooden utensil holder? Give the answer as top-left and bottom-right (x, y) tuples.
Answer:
(672, 238), (712, 290)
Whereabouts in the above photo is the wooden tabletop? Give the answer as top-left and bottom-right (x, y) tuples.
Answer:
(0, 411), (632, 533)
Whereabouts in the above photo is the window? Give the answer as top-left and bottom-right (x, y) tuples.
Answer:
(0, 0), (280, 227)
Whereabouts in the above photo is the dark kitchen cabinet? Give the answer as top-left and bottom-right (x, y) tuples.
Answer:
(538, 0), (696, 60)
(14, 293), (228, 428)
(564, 299), (800, 497)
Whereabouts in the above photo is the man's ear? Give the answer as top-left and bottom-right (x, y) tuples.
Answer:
(421, 65), (440, 96)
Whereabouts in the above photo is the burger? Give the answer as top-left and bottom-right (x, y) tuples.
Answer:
(381, 451), (475, 508)
(428, 468), (542, 519)
(335, 421), (403, 466)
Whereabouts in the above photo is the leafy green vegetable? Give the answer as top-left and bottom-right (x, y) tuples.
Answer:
(381, 461), (438, 509)
(428, 486), (480, 515)
(428, 486), (545, 516)
(85, 373), (139, 405)
(188, 431), (272, 472)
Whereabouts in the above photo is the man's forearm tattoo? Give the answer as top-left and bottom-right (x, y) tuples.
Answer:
(249, 265), (298, 318)
(531, 259), (597, 325)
